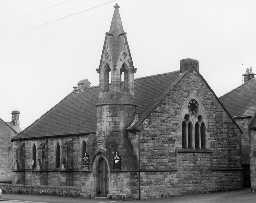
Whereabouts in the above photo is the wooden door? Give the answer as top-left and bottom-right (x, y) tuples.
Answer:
(96, 157), (108, 197)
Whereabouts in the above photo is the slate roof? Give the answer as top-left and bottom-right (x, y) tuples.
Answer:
(13, 71), (181, 140)
(220, 78), (256, 117)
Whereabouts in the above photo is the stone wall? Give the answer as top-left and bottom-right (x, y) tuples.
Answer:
(235, 118), (250, 165)
(0, 183), (81, 197)
(250, 129), (256, 190)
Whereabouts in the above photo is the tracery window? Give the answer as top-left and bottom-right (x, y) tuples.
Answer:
(181, 99), (207, 149)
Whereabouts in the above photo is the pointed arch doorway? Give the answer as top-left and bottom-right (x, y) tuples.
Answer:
(96, 157), (109, 197)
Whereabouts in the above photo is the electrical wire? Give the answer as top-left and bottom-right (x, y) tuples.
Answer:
(35, 0), (118, 28)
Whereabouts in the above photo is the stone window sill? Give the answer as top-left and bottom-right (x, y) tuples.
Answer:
(176, 148), (212, 153)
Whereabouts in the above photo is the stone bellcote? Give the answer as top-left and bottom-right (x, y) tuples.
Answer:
(97, 4), (136, 99)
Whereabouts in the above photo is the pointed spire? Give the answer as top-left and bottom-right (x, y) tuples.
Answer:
(109, 3), (124, 35)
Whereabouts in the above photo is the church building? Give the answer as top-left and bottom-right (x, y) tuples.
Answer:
(12, 4), (243, 199)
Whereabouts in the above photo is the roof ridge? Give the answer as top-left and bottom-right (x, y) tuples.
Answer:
(134, 70), (179, 81)
(220, 78), (256, 99)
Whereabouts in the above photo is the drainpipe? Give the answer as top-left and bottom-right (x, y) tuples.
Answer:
(138, 131), (141, 200)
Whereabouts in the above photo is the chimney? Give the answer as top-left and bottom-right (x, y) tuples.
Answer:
(243, 67), (255, 83)
(11, 110), (20, 126)
(180, 58), (199, 73)
(77, 79), (91, 90)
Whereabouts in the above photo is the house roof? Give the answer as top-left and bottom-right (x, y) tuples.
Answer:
(13, 71), (181, 140)
(220, 78), (256, 118)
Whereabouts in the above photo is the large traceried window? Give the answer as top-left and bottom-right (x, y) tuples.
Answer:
(182, 99), (207, 149)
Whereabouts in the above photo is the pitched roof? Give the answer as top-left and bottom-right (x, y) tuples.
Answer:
(220, 78), (256, 117)
(13, 71), (180, 140)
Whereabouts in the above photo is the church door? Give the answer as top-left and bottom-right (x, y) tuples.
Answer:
(96, 157), (108, 197)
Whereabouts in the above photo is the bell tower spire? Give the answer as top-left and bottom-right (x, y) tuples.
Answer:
(96, 4), (137, 156)
(97, 4), (136, 101)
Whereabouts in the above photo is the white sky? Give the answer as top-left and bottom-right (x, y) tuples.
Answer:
(0, 0), (255, 129)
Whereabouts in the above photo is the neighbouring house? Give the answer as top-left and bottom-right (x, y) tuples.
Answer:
(220, 68), (256, 187)
(0, 111), (21, 183)
(11, 4), (243, 200)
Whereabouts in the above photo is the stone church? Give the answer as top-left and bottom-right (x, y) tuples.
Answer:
(12, 4), (244, 199)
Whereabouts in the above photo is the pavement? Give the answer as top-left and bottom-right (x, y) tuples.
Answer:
(1, 189), (256, 203)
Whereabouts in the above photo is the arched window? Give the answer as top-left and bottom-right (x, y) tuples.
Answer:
(103, 64), (111, 91)
(195, 122), (200, 149)
(120, 63), (129, 91)
(113, 151), (121, 170)
(32, 144), (37, 169)
(188, 122), (193, 148)
(81, 141), (86, 155)
(201, 122), (206, 149)
(55, 142), (60, 168)
(182, 121), (187, 148)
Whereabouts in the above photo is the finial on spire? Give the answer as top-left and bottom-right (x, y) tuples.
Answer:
(114, 3), (120, 9)
(109, 3), (124, 35)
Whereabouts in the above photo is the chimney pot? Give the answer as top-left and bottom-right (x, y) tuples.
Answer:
(243, 67), (255, 83)
(180, 58), (199, 73)
(11, 110), (20, 126)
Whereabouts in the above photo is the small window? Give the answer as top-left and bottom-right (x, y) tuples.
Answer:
(56, 143), (60, 168)
(188, 99), (199, 115)
(120, 63), (129, 90)
(81, 141), (89, 167)
(113, 151), (121, 170)
(32, 144), (37, 169)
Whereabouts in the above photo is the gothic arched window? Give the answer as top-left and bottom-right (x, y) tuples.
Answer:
(103, 64), (111, 91)
(120, 63), (129, 91)
(55, 142), (60, 168)
(201, 122), (206, 149)
(195, 122), (200, 149)
(32, 144), (37, 169)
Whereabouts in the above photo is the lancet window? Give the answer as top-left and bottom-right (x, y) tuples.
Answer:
(181, 99), (207, 149)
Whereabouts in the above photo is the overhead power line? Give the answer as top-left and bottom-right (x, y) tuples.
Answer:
(45, 0), (74, 9)
(35, 0), (118, 28)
